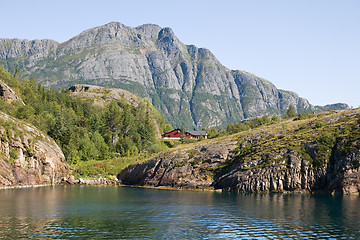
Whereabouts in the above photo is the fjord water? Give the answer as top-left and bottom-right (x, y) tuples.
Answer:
(0, 186), (359, 239)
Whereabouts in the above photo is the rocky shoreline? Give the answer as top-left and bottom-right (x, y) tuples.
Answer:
(118, 110), (360, 195)
(0, 184), (53, 189)
(62, 176), (120, 186)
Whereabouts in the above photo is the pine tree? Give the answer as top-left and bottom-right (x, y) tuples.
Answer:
(286, 104), (297, 118)
(104, 101), (122, 146)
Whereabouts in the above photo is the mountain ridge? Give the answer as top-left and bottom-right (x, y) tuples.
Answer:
(0, 22), (348, 128)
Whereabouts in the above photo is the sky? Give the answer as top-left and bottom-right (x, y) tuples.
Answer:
(1, 0), (359, 107)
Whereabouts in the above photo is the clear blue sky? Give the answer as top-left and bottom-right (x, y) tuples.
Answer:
(1, 0), (359, 107)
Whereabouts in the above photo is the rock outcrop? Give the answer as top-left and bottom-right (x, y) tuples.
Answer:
(0, 79), (24, 105)
(69, 84), (141, 107)
(0, 22), (348, 128)
(0, 112), (69, 187)
(118, 109), (360, 194)
(68, 84), (162, 138)
(118, 140), (238, 189)
(214, 148), (360, 194)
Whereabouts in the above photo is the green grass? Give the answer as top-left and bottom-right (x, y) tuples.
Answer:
(190, 157), (202, 166)
(175, 160), (187, 167)
(186, 149), (197, 159)
(71, 158), (131, 179)
(70, 152), (160, 179)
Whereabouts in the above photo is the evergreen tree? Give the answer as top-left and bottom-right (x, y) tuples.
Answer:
(104, 101), (122, 146)
(286, 104), (297, 118)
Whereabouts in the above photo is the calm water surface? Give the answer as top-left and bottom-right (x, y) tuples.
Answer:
(0, 185), (359, 239)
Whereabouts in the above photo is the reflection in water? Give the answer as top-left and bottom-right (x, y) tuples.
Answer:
(0, 186), (359, 239)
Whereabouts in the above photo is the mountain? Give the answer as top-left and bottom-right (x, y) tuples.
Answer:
(118, 108), (360, 194)
(0, 22), (348, 128)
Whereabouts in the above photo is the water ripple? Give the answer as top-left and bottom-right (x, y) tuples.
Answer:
(0, 186), (359, 239)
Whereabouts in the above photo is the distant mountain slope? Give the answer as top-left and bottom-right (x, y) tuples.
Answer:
(0, 22), (348, 128)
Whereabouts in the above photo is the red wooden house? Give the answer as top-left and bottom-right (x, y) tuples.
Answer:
(185, 130), (207, 140)
(162, 129), (207, 140)
(162, 129), (182, 139)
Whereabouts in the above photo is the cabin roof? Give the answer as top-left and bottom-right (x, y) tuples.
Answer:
(185, 130), (207, 136)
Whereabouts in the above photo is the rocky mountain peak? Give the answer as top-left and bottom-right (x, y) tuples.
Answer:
(103, 21), (129, 30)
(0, 22), (349, 128)
(156, 27), (182, 55)
(158, 27), (176, 40)
(135, 24), (162, 39)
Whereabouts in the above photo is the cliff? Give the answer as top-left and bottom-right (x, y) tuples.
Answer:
(118, 109), (360, 194)
(0, 112), (68, 187)
(0, 22), (348, 128)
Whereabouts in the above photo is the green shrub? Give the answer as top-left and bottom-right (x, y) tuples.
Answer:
(162, 140), (181, 148)
(294, 113), (315, 121)
(9, 148), (18, 161)
(186, 149), (197, 159)
(175, 154), (185, 159)
(175, 160), (187, 167)
(314, 121), (325, 129)
(190, 158), (202, 166)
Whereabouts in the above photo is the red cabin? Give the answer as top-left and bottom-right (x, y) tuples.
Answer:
(162, 129), (182, 139)
(162, 129), (207, 140)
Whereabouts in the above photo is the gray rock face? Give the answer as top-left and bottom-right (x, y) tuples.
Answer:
(0, 112), (69, 187)
(0, 38), (58, 59)
(118, 140), (238, 189)
(0, 22), (349, 128)
(0, 79), (25, 105)
(214, 147), (360, 194)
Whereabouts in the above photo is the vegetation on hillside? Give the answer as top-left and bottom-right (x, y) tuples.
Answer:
(0, 67), (167, 165)
(213, 109), (360, 177)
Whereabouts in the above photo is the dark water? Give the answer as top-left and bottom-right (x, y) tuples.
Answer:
(0, 186), (359, 239)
